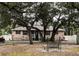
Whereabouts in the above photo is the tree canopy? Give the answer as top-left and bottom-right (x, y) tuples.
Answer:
(0, 2), (79, 44)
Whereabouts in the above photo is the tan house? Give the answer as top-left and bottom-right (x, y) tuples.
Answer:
(12, 26), (65, 41)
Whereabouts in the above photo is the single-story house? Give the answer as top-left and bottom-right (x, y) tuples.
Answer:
(11, 25), (65, 41)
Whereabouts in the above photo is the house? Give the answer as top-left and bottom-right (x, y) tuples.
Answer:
(11, 25), (65, 41)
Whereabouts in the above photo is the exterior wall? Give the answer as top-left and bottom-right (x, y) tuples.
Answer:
(58, 32), (64, 40)
(12, 31), (29, 41)
(64, 35), (77, 44)
(46, 31), (51, 39)
(12, 30), (65, 41)
(12, 30), (77, 44)
(55, 32), (77, 44)
(58, 32), (64, 36)
(55, 31), (65, 41)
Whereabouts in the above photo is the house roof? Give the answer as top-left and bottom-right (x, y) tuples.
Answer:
(58, 29), (65, 32)
(12, 27), (27, 31)
(12, 26), (65, 32)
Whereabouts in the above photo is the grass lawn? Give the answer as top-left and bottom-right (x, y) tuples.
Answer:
(0, 41), (79, 56)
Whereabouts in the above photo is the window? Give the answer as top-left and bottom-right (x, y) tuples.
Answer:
(46, 31), (50, 35)
(23, 31), (27, 35)
(16, 31), (20, 34)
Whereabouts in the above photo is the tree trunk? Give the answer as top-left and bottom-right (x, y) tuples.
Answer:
(50, 23), (62, 42)
(68, 27), (71, 35)
(42, 26), (46, 42)
(50, 27), (58, 42)
(27, 27), (33, 44)
(50, 31), (56, 42)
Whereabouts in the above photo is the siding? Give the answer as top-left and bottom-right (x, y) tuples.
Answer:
(12, 31), (29, 40)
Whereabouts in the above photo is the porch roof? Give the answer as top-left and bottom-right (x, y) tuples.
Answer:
(12, 26), (65, 32)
